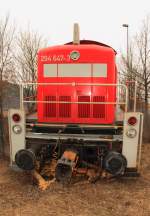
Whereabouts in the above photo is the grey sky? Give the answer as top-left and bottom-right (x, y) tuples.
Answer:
(0, 0), (150, 55)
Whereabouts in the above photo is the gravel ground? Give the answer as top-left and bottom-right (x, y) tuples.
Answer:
(0, 143), (150, 216)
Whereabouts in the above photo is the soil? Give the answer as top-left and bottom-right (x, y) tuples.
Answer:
(0, 144), (150, 216)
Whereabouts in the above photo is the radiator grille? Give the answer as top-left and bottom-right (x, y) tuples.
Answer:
(78, 96), (90, 118)
(44, 96), (56, 117)
(93, 96), (105, 118)
(59, 96), (71, 118)
(44, 95), (106, 120)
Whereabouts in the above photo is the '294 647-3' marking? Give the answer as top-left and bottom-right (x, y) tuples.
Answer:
(41, 55), (71, 62)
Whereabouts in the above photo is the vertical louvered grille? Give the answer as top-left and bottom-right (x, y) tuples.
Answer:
(44, 96), (56, 117)
(44, 95), (106, 120)
(93, 96), (105, 118)
(78, 96), (90, 118)
(59, 96), (71, 118)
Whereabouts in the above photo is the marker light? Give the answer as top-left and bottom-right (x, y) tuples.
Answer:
(13, 125), (22, 134)
(128, 116), (137, 126)
(12, 113), (21, 123)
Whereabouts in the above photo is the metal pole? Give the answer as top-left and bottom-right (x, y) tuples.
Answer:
(134, 81), (137, 112)
(20, 84), (24, 110)
(122, 24), (130, 111)
(127, 25), (129, 64)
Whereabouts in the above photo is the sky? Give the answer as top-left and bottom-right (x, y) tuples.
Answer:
(0, 0), (150, 56)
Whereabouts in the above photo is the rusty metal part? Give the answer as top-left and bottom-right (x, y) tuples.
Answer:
(87, 169), (101, 183)
(63, 150), (78, 163)
(31, 156), (114, 189)
(40, 160), (57, 178)
(74, 167), (102, 183)
(74, 167), (88, 175)
(55, 149), (78, 183)
(32, 170), (55, 190)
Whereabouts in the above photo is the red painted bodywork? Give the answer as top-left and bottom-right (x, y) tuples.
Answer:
(37, 41), (117, 124)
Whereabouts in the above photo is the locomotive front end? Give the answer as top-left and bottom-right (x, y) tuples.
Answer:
(8, 24), (143, 187)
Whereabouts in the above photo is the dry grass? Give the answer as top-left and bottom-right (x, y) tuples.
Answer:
(0, 144), (150, 216)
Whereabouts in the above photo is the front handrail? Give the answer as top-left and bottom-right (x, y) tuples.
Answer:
(20, 82), (129, 112)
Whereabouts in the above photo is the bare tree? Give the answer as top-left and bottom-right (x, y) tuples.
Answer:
(0, 15), (15, 82)
(0, 15), (15, 154)
(120, 16), (150, 106)
(120, 42), (141, 109)
(135, 16), (150, 104)
(15, 28), (46, 112)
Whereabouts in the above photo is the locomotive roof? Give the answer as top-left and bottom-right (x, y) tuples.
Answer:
(39, 40), (117, 54)
(65, 40), (117, 54)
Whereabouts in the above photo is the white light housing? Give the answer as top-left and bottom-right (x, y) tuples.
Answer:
(12, 125), (22, 134)
(126, 128), (137, 138)
(70, 51), (80, 60)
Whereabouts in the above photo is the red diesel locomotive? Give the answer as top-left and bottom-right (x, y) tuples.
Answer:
(9, 24), (143, 184)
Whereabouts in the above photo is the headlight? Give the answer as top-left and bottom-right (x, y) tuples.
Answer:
(70, 50), (80, 60)
(126, 128), (137, 138)
(12, 125), (22, 134)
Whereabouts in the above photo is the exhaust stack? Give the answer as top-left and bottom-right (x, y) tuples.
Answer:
(73, 23), (80, 45)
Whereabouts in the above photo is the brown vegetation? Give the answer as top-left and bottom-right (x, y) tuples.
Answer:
(0, 143), (150, 216)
